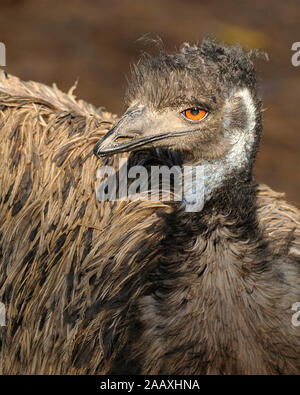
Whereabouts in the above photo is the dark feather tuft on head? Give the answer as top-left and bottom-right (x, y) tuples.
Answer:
(126, 36), (267, 109)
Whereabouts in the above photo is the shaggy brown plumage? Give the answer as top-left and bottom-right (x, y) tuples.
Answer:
(0, 44), (299, 375)
(0, 72), (172, 374)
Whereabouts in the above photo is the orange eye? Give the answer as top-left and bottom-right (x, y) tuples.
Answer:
(183, 107), (207, 121)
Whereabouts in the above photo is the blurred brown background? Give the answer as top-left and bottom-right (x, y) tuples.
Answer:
(0, 0), (299, 207)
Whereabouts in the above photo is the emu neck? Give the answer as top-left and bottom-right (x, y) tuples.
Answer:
(126, 175), (263, 374)
(183, 132), (256, 207)
(184, 172), (258, 238)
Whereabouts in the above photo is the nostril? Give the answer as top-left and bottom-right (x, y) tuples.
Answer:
(115, 136), (133, 143)
(114, 134), (136, 143)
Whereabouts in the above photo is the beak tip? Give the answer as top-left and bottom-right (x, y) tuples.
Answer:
(93, 146), (98, 155)
(93, 137), (108, 157)
(93, 143), (100, 157)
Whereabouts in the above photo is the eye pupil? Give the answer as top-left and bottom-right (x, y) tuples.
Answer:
(190, 108), (199, 115)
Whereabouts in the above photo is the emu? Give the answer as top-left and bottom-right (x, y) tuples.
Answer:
(0, 38), (299, 375)
(94, 38), (300, 374)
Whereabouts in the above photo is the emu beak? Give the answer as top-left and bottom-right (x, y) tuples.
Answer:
(93, 105), (151, 157)
(93, 105), (191, 157)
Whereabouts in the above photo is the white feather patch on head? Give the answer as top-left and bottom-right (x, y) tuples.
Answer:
(223, 87), (256, 170)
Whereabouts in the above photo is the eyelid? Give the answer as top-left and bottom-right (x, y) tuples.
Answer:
(181, 102), (210, 111)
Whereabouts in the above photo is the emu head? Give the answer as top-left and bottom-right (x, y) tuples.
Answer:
(94, 38), (264, 197)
